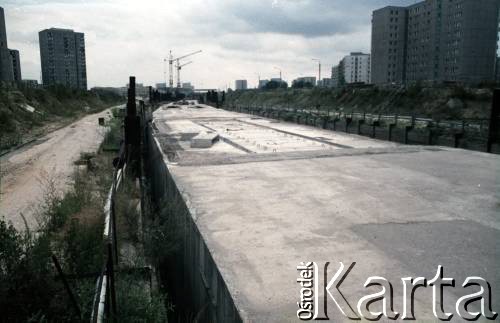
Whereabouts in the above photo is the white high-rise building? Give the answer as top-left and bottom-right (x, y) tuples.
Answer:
(342, 52), (371, 84)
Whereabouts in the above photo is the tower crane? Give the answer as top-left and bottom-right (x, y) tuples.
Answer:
(166, 50), (202, 88)
(176, 61), (193, 88)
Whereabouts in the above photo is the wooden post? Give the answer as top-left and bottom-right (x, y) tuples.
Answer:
(127, 76), (136, 117)
(487, 89), (500, 153)
(454, 132), (464, 148)
(428, 128), (434, 145)
(52, 254), (81, 319)
(405, 126), (414, 144)
(358, 119), (365, 135)
(345, 117), (352, 133)
(372, 121), (380, 138)
(107, 243), (117, 321)
(389, 124), (396, 141)
(333, 118), (339, 131)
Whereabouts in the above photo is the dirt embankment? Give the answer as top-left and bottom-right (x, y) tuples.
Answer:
(0, 84), (124, 152)
(224, 85), (494, 120)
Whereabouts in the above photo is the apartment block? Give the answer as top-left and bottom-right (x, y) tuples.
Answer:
(39, 28), (87, 89)
(0, 7), (14, 82)
(331, 52), (371, 87)
(317, 78), (333, 88)
(235, 79), (247, 90)
(371, 6), (408, 84)
(292, 76), (316, 87)
(9, 49), (21, 81)
(343, 52), (371, 84)
(371, 0), (500, 85)
(331, 65), (342, 87)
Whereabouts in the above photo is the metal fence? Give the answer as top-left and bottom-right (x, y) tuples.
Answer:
(89, 76), (153, 322)
(90, 143), (125, 323)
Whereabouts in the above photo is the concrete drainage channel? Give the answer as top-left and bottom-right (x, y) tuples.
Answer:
(147, 101), (500, 322)
(146, 103), (402, 321)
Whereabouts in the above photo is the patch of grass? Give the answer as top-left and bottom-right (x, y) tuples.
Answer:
(0, 84), (124, 152)
(101, 116), (123, 151)
(1, 120), (172, 321)
(223, 85), (493, 120)
(114, 274), (169, 323)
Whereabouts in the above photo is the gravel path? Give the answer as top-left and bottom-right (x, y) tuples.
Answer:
(0, 108), (114, 230)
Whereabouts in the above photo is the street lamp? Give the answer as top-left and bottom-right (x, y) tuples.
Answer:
(254, 72), (261, 89)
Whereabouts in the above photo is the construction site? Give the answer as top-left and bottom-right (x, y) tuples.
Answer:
(147, 99), (500, 322)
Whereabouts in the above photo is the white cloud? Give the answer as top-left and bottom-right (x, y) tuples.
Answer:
(1, 0), (415, 89)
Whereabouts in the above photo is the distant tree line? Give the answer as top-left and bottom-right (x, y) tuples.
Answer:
(263, 80), (288, 90)
(292, 80), (314, 89)
(205, 90), (225, 107)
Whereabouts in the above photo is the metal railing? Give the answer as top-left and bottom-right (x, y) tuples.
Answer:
(90, 143), (125, 323)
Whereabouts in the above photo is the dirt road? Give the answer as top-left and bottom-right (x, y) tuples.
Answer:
(0, 108), (115, 230)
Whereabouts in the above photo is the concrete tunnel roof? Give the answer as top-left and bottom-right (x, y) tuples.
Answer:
(152, 103), (500, 322)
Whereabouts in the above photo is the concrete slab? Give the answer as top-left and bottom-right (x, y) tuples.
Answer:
(151, 104), (500, 322)
(190, 132), (219, 148)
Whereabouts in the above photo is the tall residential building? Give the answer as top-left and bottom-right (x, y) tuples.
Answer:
(39, 28), (87, 89)
(342, 52), (371, 84)
(371, 6), (408, 84)
(9, 49), (21, 81)
(0, 7), (14, 82)
(235, 79), (248, 90)
(317, 78), (333, 88)
(371, 0), (499, 85)
(331, 65), (342, 87)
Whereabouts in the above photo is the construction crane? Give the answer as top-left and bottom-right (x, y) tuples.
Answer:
(166, 50), (202, 88)
(176, 61), (193, 89)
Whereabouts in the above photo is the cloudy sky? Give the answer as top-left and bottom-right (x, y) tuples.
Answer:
(1, 0), (416, 89)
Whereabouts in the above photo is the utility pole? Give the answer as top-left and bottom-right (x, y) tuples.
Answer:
(176, 58), (181, 88)
(312, 58), (321, 84)
(274, 66), (282, 83)
(255, 73), (261, 89)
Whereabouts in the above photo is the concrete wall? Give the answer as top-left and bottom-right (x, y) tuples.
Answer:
(146, 127), (242, 322)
